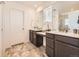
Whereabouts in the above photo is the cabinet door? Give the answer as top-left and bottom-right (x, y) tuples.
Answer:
(46, 46), (54, 57)
(55, 41), (79, 57)
(46, 38), (54, 48)
(29, 30), (32, 43)
(32, 31), (36, 45)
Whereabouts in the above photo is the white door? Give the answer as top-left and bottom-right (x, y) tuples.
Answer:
(10, 9), (25, 45)
(2, 5), (25, 52)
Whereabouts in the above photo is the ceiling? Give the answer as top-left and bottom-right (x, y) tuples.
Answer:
(1, 1), (79, 13)
(6, 1), (56, 8)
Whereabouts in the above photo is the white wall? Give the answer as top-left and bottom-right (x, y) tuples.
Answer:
(24, 8), (36, 42)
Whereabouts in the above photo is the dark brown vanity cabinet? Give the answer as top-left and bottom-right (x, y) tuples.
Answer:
(55, 41), (79, 57)
(46, 33), (79, 57)
(29, 30), (35, 44)
(46, 33), (55, 57)
(55, 35), (79, 57)
(29, 30), (43, 47)
(29, 30), (33, 43)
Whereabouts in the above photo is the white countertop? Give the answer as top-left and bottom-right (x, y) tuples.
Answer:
(36, 32), (46, 36)
(48, 31), (79, 38)
(36, 31), (79, 38)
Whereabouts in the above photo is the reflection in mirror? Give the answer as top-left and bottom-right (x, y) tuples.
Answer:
(59, 14), (68, 32)
(43, 6), (52, 22)
(42, 6), (53, 31)
(59, 10), (79, 33)
(36, 11), (43, 30)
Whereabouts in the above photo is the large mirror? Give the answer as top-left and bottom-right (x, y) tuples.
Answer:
(37, 1), (79, 32)
(42, 6), (53, 31)
(41, 6), (59, 31)
(59, 10), (79, 32)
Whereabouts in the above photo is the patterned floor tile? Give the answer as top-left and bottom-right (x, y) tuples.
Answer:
(5, 42), (47, 57)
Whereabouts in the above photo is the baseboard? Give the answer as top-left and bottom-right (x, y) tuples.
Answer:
(11, 42), (24, 47)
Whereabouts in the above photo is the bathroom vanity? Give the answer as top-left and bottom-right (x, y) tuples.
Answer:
(29, 30), (79, 57)
(46, 31), (79, 57)
(29, 30), (44, 47)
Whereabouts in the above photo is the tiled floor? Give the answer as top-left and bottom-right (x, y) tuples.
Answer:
(5, 42), (47, 57)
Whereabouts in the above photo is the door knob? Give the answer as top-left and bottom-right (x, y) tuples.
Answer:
(22, 28), (24, 30)
(1, 28), (3, 31)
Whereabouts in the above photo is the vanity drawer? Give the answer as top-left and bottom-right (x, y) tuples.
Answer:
(55, 35), (79, 47)
(46, 33), (54, 39)
(46, 38), (54, 48)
